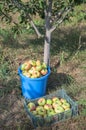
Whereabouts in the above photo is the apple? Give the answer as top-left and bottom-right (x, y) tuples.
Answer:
(64, 107), (71, 111)
(62, 102), (70, 110)
(54, 106), (64, 113)
(21, 63), (26, 71)
(52, 102), (61, 109)
(28, 102), (36, 111)
(30, 74), (37, 78)
(36, 106), (46, 116)
(47, 108), (56, 116)
(38, 98), (46, 106)
(22, 71), (27, 76)
(44, 104), (52, 110)
(31, 110), (38, 115)
(36, 65), (42, 71)
(54, 99), (62, 106)
(28, 69), (34, 74)
(26, 73), (31, 77)
(24, 63), (31, 70)
(41, 69), (47, 75)
(31, 66), (36, 71)
(29, 60), (36, 66)
(42, 63), (47, 69)
(36, 60), (41, 66)
(60, 98), (67, 104)
(52, 97), (60, 102)
(52, 97), (62, 105)
(46, 99), (52, 105)
(35, 71), (41, 78)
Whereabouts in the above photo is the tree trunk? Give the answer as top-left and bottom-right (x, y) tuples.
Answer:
(44, 0), (52, 66)
(44, 29), (51, 66)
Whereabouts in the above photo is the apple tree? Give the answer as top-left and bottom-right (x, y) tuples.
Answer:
(0, 0), (74, 66)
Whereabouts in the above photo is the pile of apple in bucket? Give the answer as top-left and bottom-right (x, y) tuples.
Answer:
(20, 60), (48, 78)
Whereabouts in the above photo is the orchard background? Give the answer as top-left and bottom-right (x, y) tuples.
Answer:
(0, 0), (86, 130)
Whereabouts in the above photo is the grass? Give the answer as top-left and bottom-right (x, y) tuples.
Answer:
(0, 3), (86, 130)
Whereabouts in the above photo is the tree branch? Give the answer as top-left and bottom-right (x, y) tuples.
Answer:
(11, 0), (42, 38)
(50, 6), (72, 33)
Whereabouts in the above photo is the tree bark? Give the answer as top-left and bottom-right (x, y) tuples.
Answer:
(44, 30), (51, 66)
(44, 0), (52, 66)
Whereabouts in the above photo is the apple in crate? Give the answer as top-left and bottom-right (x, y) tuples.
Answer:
(54, 106), (64, 113)
(54, 99), (62, 106)
(47, 108), (56, 116)
(28, 102), (36, 111)
(38, 98), (46, 106)
(52, 97), (60, 102)
(52, 102), (61, 109)
(46, 99), (52, 105)
(44, 104), (52, 110)
(36, 106), (46, 116)
(31, 110), (38, 115)
(60, 98), (67, 104)
(62, 102), (70, 110)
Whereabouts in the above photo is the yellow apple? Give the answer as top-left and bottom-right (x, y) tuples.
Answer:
(36, 60), (41, 66)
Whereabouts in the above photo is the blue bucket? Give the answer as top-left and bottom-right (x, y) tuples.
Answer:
(18, 66), (51, 99)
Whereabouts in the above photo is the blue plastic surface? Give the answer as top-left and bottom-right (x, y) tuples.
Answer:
(18, 66), (51, 99)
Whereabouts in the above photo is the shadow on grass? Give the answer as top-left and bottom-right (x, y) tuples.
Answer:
(47, 71), (74, 94)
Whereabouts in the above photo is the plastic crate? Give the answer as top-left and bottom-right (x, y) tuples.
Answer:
(24, 89), (78, 128)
